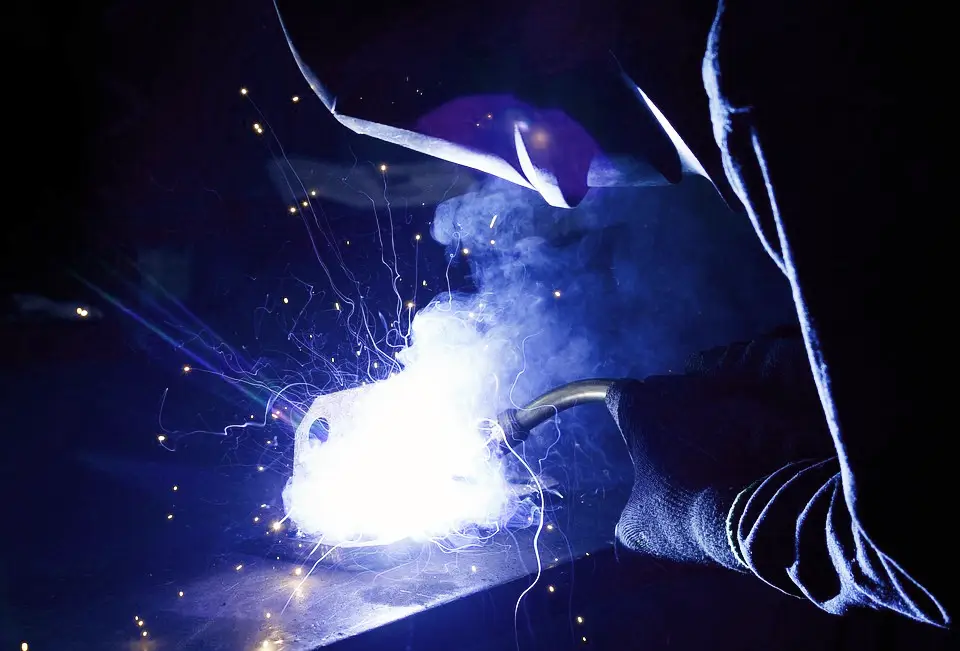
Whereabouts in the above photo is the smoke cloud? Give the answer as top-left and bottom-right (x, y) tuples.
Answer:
(282, 172), (796, 543)
(422, 174), (795, 483)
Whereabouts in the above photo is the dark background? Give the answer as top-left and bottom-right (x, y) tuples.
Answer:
(1, 2), (952, 650)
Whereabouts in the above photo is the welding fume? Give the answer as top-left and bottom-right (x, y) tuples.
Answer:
(275, 0), (950, 630)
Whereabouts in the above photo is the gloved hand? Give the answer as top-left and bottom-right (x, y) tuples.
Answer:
(608, 327), (831, 568)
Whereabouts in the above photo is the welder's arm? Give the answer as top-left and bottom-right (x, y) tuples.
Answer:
(699, 0), (949, 626)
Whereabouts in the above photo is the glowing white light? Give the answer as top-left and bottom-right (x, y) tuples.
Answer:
(284, 308), (517, 546)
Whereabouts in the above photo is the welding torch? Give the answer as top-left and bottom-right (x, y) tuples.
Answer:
(495, 379), (617, 455)
(294, 377), (620, 466)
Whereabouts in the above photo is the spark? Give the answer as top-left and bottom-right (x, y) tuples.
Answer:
(283, 309), (521, 547)
(149, 84), (555, 636)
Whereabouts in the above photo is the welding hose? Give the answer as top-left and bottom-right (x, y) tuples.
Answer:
(496, 379), (618, 453)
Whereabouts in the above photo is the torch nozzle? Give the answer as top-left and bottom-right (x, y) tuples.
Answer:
(496, 379), (617, 453)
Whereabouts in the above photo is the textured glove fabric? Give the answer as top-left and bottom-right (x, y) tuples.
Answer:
(608, 329), (831, 569)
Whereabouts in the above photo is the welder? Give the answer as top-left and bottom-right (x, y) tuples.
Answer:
(276, 0), (947, 626)
(606, 0), (949, 628)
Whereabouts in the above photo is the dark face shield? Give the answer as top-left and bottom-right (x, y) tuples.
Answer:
(273, 0), (734, 209)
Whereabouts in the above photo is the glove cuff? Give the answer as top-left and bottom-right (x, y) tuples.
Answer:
(692, 487), (747, 571)
(725, 477), (764, 569)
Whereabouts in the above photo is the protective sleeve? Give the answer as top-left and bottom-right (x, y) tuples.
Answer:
(702, 0), (950, 627)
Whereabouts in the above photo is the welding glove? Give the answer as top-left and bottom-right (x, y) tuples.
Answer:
(608, 327), (831, 569)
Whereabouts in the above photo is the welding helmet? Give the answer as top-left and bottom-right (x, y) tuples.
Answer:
(274, 0), (734, 210)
